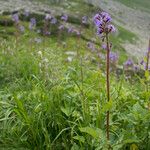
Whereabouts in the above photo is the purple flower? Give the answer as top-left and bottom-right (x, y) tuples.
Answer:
(73, 30), (80, 36)
(124, 59), (134, 67)
(51, 17), (57, 24)
(19, 25), (25, 32)
(109, 52), (118, 63)
(61, 14), (68, 22)
(140, 60), (144, 65)
(12, 13), (19, 23)
(29, 18), (36, 30)
(102, 44), (107, 50)
(44, 31), (51, 35)
(24, 10), (29, 17)
(133, 65), (140, 71)
(107, 24), (116, 33)
(45, 13), (52, 20)
(68, 27), (74, 33)
(87, 42), (95, 52)
(101, 12), (112, 23)
(82, 16), (88, 24)
(93, 14), (103, 27)
(58, 25), (64, 30)
(93, 12), (115, 36)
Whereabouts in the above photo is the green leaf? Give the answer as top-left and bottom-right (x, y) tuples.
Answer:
(101, 100), (113, 113)
(79, 127), (102, 139)
(73, 135), (85, 143)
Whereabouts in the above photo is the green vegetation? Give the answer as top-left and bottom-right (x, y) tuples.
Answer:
(114, 0), (150, 12)
(0, 1), (150, 149)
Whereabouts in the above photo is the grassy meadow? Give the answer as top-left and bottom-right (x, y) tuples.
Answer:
(0, 0), (150, 149)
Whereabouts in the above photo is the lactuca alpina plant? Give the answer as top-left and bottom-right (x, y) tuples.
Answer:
(93, 11), (116, 141)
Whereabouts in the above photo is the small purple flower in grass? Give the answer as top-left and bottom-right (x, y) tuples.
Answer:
(73, 30), (80, 36)
(68, 27), (74, 33)
(29, 18), (36, 30)
(19, 25), (25, 33)
(24, 10), (29, 17)
(44, 31), (51, 35)
(58, 25), (64, 30)
(45, 13), (52, 20)
(82, 16), (88, 24)
(12, 13), (19, 23)
(109, 52), (118, 63)
(124, 59), (134, 67)
(87, 42), (95, 52)
(102, 43), (107, 50)
(140, 60), (144, 65)
(51, 17), (57, 24)
(61, 14), (68, 22)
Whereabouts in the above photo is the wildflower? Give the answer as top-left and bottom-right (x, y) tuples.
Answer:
(93, 12), (115, 37)
(124, 59), (133, 66)
(102, 43), (107, 50)
(109, 52), (118, 63)
(24, 10), (29, 17)
(44, 31), (51, 35)
(87, 42), (95, 52)
(58, 25), (64, 30)
(45, 13), (52, 20)
(29, 18), (36, 30)
(51, 17), (57, 24)
(82, 16), (88, 24)
(12, 13), (19, 23)
(67, 27), (74, 33)
(73, 30), (80, 36)
(19, 25), (25, 32)
(61, 14), (68, 22)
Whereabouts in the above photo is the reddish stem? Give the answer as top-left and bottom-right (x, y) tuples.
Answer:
(106, 33), (110, 141)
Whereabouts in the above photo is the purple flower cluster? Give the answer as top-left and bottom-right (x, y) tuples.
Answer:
(58, 25), (64, 30)
(140, 59), (150, 70)
(61, 14), (68, 22)
(12, 13), (19, 23)
(93, 12), (115, 36)
(29, 18), (36, 30)
(19, 25), (25, 33)
(124, 59), (133, 67)
(109, 52), (118, 63)
(24, 10), (29, 17)
(82, 16), (88, 24)
(67, 27), (74, 33)
(51, 17), (57, 24)
(45, 13), (52, 20)
(87, 42), (95, 52)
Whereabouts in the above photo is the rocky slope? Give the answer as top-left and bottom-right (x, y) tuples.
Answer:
(86, 0), (150, 58)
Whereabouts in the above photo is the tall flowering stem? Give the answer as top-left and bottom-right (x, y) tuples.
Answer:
(106, 33), (110, 140)
(93, 12), (115, 142)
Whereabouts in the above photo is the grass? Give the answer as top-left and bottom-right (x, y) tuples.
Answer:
(114, 0), (150, 12)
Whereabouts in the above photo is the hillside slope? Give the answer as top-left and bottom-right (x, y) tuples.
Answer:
(86, 0), (150, 58)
